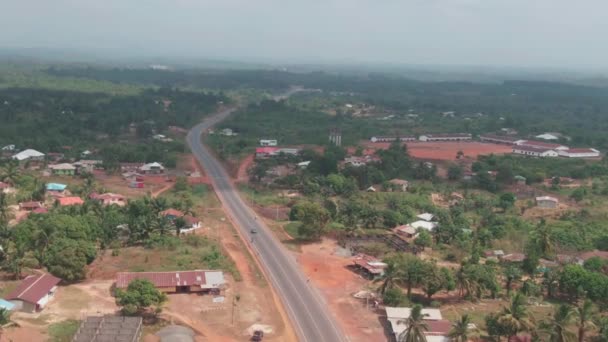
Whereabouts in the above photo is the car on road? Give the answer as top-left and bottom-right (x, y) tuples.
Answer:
(250, 228), (257, 234)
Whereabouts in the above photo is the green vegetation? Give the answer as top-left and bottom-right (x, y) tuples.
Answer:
(115, 278), (167, 316)
(48, 319), (80, 342)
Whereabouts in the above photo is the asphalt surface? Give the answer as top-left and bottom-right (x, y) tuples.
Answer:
(187, 107), (347, 342)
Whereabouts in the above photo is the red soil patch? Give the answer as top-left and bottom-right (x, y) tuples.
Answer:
(363, 141), (512, 161)
(236, 154), (254, 183)
(297, 239), (387, 342)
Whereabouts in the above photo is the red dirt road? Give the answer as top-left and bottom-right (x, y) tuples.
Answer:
(363, 141), (512, 161)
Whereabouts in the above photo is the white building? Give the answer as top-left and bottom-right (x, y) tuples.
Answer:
(535, 133), (560, 140)
(558, 148), (600, 158)
(6, 273), (61, 312)
(419, 133), (472, 142)
(416, 213), (435, 222)
(12, 149), (45, 161)
(140, 162), (165, 174)
(410, 220), (438, 231)
(1, 144), (15, 151)
(512, 146), (559, 158)
(260, 139), (278, 147)
(386, 307), (451, 342)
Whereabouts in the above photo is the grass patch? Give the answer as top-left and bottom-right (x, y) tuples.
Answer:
(48, 319), (80, 342)
(0, 281), (18, 298)
(238, 184), (290, 206)
(284, 222), (301, 239)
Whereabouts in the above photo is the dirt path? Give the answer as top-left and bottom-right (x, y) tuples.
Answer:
(236, 154), (254, 184)
(151, 183), (173, 198)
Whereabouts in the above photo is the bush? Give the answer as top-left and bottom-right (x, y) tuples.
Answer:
(430, 300), (441, 308)
(383, 287), (407, 306)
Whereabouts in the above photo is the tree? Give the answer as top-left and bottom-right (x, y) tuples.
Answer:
(499, 193), (516, 211)
(45, 238), (96, 282)
(115, 279), (167, 316)
(402, 255), (427, 298)
(292, 202), (330, 240)
(574, 299), (596, 342)
(0, 193), (10, 225)
(447, 164), (464, 181)
(449, 314), (478, 342)
(398, 304), (428, 342)
(504, 266), (522, 295)
(414, 230), (432, 249)
(421, 263), (453, 300)
(539, 304), (576, 342)
(531, 220), (555, 258)
(570, 188), (587, 203)
(497, 293), (533, 339)
(383, 287), (406, 306)
(376, 255), (403, 295)
(0, 161), (19, 184)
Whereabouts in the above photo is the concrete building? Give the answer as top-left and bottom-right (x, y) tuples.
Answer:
(418, 133), (472, 142)
(558, 148), (600, 158)
(515, 140), (569, 151)
(329, 128), (342, 146)
(49, 163), (76, 176)
(512, 146), (559, 158)
(116, 270), (225, 293)
(536, 196), (559, 209)
(387, 179), (409, 192)
(479, 134), (523, 145)
(386, 307), (451, 342)
(370, 136), (417, 143)
(12, 149), (45, 162)
(6, 273), (61, 312)
(259, 139), (278, 147)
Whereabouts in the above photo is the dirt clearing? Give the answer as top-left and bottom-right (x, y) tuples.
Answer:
(363, 141), (512, 161)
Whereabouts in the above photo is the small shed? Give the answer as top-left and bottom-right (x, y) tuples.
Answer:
(535, 196), (558, 209)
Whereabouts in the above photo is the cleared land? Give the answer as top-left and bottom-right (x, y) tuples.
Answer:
(363, 141), (513, 161)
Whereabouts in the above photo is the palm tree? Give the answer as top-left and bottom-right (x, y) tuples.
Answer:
(497, 293), (534, 339)
(0, 193), (11, 225)
(449, 314), (478, 342)
(1, 161), (19, 185)
(533, 220), (554, 258)
(540, 304), (576, 342)
(503, 266), (522, 296)
(574, 299), (596, 342)
(398, 305), (428, 342)
(375, 258), (402, 295)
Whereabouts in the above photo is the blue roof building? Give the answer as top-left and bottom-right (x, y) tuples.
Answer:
(0, 299), (15, 311)
(46, 183), (67, 191)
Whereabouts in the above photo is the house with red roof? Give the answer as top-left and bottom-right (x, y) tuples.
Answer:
(6, 273), (61, 312)
(19, 201), (44, 211)
(255, 147), (279, 159)
(57, 197), (84, 206)
(160, 208), (185, 220)
(115, 270), (225, 293)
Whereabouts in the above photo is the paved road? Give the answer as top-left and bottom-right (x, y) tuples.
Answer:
(187, 107), (347, 342)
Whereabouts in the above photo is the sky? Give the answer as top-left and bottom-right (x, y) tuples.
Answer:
(1, 0), (606, 69)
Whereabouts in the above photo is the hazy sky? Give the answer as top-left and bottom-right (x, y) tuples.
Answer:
(1, 0), (606, 69)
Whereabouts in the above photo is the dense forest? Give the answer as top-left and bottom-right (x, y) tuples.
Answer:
(0, 87), (226, 152)
(46, 67), (608, 149)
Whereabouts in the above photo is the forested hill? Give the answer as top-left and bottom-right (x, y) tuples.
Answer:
(0, 87), (226, 150)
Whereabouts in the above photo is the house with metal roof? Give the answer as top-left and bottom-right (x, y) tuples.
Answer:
(12, 149), (45, 162)
(139, 162), (165, 175)
(116, 270), (225, 293)
(46, 183), (67, 192)
(49, 163), (76, 176)
(385, 307), (451, 342)
(6, 273), (61, 312)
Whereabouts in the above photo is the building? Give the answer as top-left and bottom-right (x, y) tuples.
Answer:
(72, 160), (103, 174)
(297, 161), (311, 169)
(6, 273), (61, 312)
(416, 213), (435, 222)
(140, 162), (165, 175)
(219, 128), (237, 136)
(182, 216), (202, 232)
(515, 175), (527, 185)
(255, 147), (279, 159)
(46, 183), (67, 192)
(19, 201), (44, 211)
(418, 133), (472, 142)
(0, 182), (13, 194)
(512, 146), (559, 158)
(115, 270), (225, 293)
(161, 208), (185, 220)
(410, 220), (438, 231)
(72, 316), (143, 342)
(129, 181), (145, 189)
(276, 148), (300, 156)
(502, 253), (526, 263)
(536, 196), (559, 209)
(558, 148), (600, 158)
(259, 139), (278, 147)
(394, 224), (417, 239)
(343, 155), (379, 167)
(352, 254), (387, 278)
(49, 163), (76, 176)
(120, 163), (143, 172)
(1, 145), (15, 151)
(57, 197), (84, 206)
(329, 128), (342, 146)
(12, 149), (45, 162)
(369, 136), (417, 143)
(387, 179), (409, 192)
(535, 133), (560, 140)
(515, 140), (569, 151)
(479, 134), (522, 145)
(89, 193), (126, 206)
(386, 307), (451, 342)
